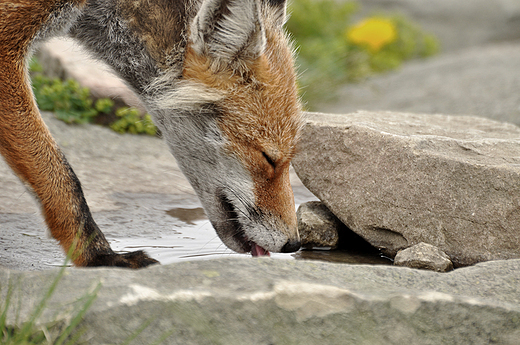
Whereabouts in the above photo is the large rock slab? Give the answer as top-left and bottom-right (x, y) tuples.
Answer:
(292, 112), (520, 267)
(2, 258), (520, 344)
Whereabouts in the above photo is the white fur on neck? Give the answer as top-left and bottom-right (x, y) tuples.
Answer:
(145, 75), (225, 112)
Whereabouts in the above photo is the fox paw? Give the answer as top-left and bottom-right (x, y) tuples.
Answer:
(87, 250), (159, 268)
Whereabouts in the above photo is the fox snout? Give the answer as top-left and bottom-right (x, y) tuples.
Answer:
(213, 159), (301, 256)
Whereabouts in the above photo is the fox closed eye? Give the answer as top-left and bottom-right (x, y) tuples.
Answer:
(262, 151), (276, 168)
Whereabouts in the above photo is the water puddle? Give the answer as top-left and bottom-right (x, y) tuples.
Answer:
(110, 210), (296, 264)
(109, 205), (392, 266)
(2, 191), (390, 271)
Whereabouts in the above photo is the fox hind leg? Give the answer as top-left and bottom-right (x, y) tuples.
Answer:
(0, 0), (157, 268)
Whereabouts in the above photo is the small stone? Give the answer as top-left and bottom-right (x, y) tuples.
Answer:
(297, 201), (343, 248)
(394, 242), (454, 272)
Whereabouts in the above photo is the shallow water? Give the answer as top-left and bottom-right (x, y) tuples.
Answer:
(109, 206), (392, 266)
(0, 190), (391, 271)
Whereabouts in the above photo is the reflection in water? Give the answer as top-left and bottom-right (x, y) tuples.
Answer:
(166, 207), (206, 225)
(110, 211), (250, 265)
(295, 248), (392, 265)
(109, 206), (392, 266)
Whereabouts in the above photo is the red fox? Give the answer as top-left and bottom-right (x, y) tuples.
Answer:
(0, 0), (302, 267)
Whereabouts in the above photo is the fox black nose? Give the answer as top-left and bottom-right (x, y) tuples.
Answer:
(281, 239), (301, 253)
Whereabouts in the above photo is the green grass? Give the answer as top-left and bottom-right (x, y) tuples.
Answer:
(0, 260), (100, 344)
(0, 232), (172, 345)
(1, 268), (176, 345)
(0, 263), (171, 344)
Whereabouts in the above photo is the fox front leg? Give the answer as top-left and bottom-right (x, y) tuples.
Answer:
(0, 0), (157, 268)
(0, 71), (158, 267)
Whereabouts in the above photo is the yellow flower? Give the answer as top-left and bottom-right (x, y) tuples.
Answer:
(347, 17), (397, 52)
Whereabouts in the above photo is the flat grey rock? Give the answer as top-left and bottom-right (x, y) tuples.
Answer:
(292, 111), (520, 267)
(2, 258), (520, 344)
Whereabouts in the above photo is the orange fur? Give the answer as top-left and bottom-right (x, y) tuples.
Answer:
(0, 0), (157, 267)
(0, 0), (90, 265)
(1, 0), (301, 264)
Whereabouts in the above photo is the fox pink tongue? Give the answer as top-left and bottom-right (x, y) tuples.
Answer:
(251, 243), (270, 257)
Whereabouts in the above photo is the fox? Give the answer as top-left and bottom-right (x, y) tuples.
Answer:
(0, 0), (302, 268)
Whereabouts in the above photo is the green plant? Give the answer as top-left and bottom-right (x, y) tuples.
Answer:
(29, 59), (157, 135)
(286, 0), (439, 107)
(31, 72), (114, 125)
(110, 107), (157, 136)
(29, 59), (158, 136)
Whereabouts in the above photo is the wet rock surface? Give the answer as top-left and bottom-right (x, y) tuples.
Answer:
(2, 258), (520, 344)
(394, 242), (454, 272)
(292, 111), (520, 267)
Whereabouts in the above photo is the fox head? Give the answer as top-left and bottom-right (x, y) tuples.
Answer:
(148, 0), (302, 256)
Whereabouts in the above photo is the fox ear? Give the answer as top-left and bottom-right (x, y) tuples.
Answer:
(190, 0), (266, 64)
(263, 0), (287, 27)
